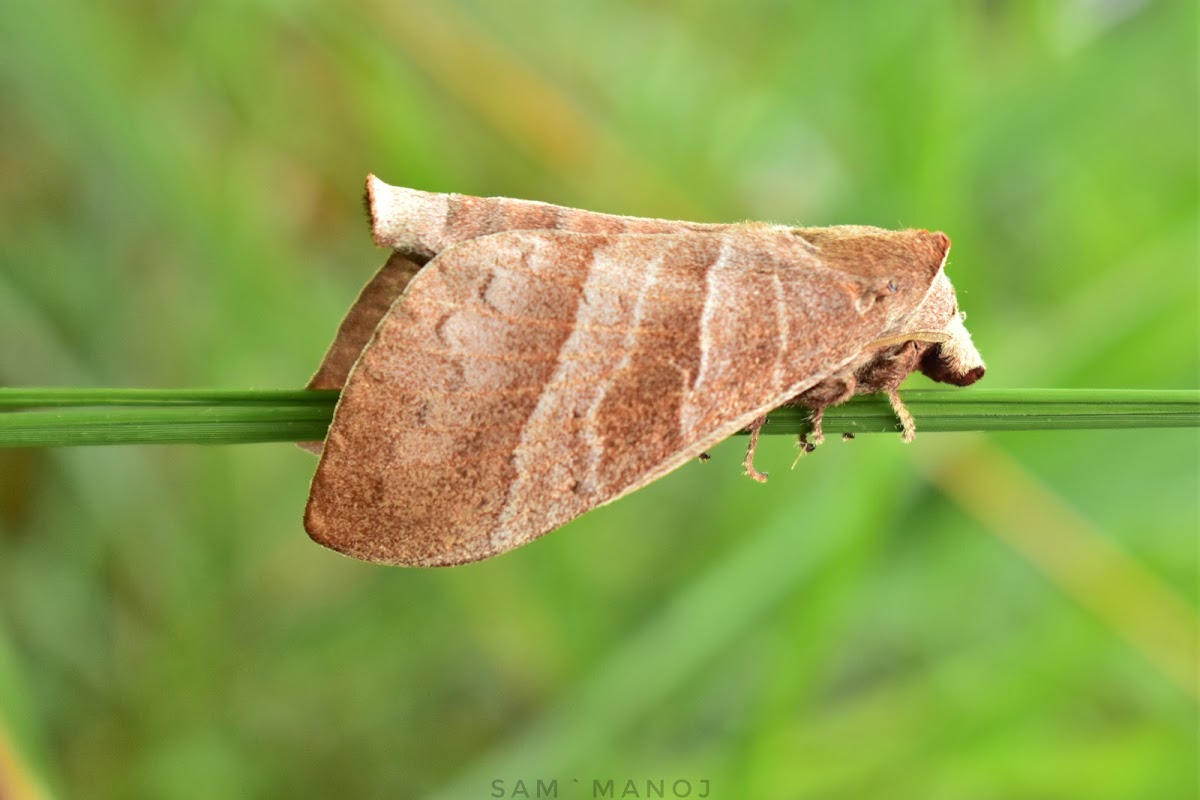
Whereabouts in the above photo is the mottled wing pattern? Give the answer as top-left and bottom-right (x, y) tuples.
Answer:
(305, 228), (918, 566)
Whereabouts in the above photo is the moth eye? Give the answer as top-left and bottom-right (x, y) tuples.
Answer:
(887, 279), (899, 293)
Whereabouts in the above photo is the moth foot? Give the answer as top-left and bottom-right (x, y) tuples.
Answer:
(886, 388), (916, 443)
(842, 432), (855, 442)
(743, 415), (769, 483)
(698, 451), (711, 463)
(790, 432), (816, 469)
(809, 407), (826, 446)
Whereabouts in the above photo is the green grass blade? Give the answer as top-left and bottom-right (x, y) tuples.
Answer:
(0, 388), (340, 408)
(0, 405), (333, 447)
(0, 388), (1195, 447)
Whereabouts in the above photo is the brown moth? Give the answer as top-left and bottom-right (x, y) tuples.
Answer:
(304, 176), (985, 566)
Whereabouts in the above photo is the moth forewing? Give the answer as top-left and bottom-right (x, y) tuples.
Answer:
(304, 178), (984, 566)
(305, 225), (944, 566)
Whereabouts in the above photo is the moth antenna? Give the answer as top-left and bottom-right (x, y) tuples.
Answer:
(886, 388), (917, 443)
(743, 416), (769, 483)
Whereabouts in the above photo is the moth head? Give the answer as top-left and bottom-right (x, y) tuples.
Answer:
(919, 310), (986, 386)
(824, 230), (986, 387)
(902, 269), (987, 386)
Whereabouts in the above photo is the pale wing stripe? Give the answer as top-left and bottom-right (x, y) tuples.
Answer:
(582, 247), (666, 494)
(681, 237), (729, 431)
(491, 244), (635, 548)
(772, 272), (790, 393)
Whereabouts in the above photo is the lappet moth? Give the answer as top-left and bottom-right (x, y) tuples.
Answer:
(304, 176), (985, 566)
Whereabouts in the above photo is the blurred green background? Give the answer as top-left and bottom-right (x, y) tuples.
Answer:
(0, 1), (1196, 798)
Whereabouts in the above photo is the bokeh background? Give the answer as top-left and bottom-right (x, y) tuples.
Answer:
(1, 1), (1196, 798)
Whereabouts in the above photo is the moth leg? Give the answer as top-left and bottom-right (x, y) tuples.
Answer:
(809, 406), (827, 446)
(789, 376), (855, 458)
(853, 342), (926, 443)
(743, 415), (769, 483)
(790, 432), (816, 470)
(886, 388), (917, 443)
(790, 419), (819, 468)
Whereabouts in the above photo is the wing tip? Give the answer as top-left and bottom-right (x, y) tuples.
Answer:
(363, 173), (388, 248)
(305, 475), (504, 568)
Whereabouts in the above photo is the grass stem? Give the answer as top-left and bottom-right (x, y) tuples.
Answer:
(0, 388), (1195, 448)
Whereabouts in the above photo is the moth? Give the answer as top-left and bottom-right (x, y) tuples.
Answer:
(304, 176), (985, 566)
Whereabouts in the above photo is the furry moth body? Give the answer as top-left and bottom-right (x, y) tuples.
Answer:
(304, 176), (985, 566)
